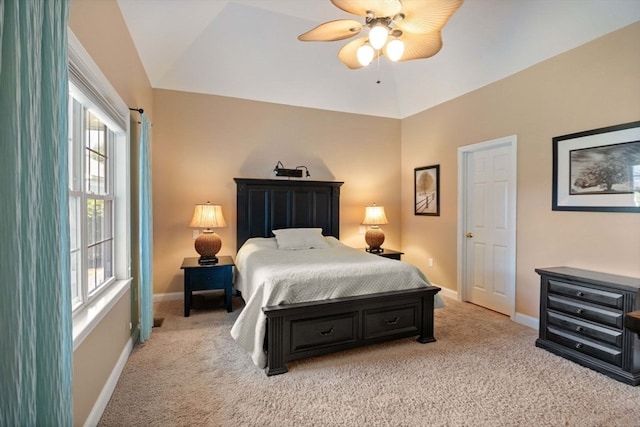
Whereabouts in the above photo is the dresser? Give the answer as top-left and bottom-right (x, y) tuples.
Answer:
(535, 267), (640, 385)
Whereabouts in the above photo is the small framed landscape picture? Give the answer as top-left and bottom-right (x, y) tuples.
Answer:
(415, 164), (440, 216)
(552, 121), (640, 213)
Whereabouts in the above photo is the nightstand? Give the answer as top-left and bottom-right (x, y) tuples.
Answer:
(363, 248), (404, 260)
(180, 256), (234, 317)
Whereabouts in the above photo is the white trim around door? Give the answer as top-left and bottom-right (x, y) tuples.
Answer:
(457, 135), (517, 319)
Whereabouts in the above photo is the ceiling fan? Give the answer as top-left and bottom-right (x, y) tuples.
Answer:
(298, 0), (464, 69)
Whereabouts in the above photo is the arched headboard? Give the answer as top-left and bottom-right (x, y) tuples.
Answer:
(234, 178), (344, 252)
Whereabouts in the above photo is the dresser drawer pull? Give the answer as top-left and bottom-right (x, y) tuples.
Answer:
(575, 343), (583, 349)
(576, 309), (584, 315)
(385, 316), (400, 325)
(576, 291), (584, 297)
(317, 327), (334, 336)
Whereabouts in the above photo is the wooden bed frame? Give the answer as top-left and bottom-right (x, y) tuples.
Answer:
(234, 178), (441, 375)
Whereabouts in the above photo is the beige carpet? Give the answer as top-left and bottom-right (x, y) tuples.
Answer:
(98, 295), (640, 426)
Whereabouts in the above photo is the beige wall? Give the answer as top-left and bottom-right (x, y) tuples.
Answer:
(72, 290), (132, 424)
(69, 0), (152, 117)
(152, 90), (401, 295)
(64, 1), (639, 420)
(400, 22), (640, 318)
(69, 0), (153, 424)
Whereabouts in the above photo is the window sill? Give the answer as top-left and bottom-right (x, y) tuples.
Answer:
(73, 278), (132, 351)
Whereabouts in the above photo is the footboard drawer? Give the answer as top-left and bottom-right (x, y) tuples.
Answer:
(289, 312), (359, 353)
(363, 303), (420, 340)
(262, 286), (441, 376)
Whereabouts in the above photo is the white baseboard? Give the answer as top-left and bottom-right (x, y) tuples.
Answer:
(433, 284), (458, 300)
(83, 330), (138, 427)
(153, 292), (182, 303)
(515, 312), (539, 330)
(432, 282), (539, 330)
(153, 286), (539, 330)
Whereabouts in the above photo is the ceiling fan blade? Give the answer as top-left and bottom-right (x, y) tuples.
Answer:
(331, 0), (402, 18)
(298, 20), (363, 41)
(396, 0), (464, 34)
(395, 31), (443, 61)
(338, 36), (381, 69)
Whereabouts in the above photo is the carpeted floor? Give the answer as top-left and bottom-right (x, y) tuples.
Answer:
(98, 295), (640, 426)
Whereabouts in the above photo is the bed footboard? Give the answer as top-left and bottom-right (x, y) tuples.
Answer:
(262, 286), (440, 376)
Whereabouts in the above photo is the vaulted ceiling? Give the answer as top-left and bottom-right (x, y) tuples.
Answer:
(117, 0), (640, 119)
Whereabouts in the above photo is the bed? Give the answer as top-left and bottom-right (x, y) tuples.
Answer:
(231, 178), (442, 375)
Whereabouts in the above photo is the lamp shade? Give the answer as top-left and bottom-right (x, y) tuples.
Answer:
(189, 203), (227, 229)
(362, 204), (388, 225)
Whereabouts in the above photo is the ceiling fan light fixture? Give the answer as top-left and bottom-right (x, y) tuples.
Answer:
(386, 38), (404, 61)
(357, 43), (375, 66)
(368, 22), (389, 50)
(299, 0), (464, 69)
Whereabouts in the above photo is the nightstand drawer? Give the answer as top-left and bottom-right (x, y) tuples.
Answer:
(290, 312), (358, 353)
(363, 303), (419, 340)
(187, 267), (230, 291)
(548, 279), (624, 309)
(547, 295), (623, 329)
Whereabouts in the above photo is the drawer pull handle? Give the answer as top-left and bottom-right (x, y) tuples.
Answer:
(317, 327), (334, 336)
(575, 343), (584, 350)
(385, 316), (400, 325)
(576, 309), (584, 315)
(576, 291), (584, 297)
(576, 326), (584, 332)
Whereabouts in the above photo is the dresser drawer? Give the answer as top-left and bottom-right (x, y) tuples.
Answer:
(548, 279), (624, 309)
(547, 311), (623, 347)
(547, 326), (623, 367)
(547, 295), (623, 329)
(289, 312), (358, 353)
(363, 303), (419, 340)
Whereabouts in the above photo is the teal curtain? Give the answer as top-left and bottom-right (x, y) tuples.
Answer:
(139, 114), (154, 342)
(0, 0), (72, 425)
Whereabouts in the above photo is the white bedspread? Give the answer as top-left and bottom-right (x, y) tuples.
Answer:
(230, 237), (444, 368)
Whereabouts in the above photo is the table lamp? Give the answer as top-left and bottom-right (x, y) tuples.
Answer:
(362, 203), (388, 254)
(189, 202), (227, 264)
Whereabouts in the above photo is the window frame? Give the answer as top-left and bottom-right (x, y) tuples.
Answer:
(68, 29), (132, 350)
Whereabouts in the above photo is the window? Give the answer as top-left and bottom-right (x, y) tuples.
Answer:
(68, 29), (131, 340)
(68, 99), (119, 310)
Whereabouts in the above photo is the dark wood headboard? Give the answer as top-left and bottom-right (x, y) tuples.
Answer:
(234, 178), (344, 252)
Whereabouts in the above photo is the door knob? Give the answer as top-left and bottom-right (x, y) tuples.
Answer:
(466, 232), (473, 238)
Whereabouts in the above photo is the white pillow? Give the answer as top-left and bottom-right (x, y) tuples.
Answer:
(272, 228), (330, 250)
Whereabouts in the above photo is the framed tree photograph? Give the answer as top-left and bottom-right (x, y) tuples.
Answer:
(552, 121), (640, 212)
(415, 164), (440, 216)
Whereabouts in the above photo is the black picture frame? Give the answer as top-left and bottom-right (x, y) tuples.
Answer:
(552, 121), (640, 213)
(414, 165), (440, 216)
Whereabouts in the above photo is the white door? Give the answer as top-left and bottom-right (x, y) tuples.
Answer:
(458, 136), (516, 317)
